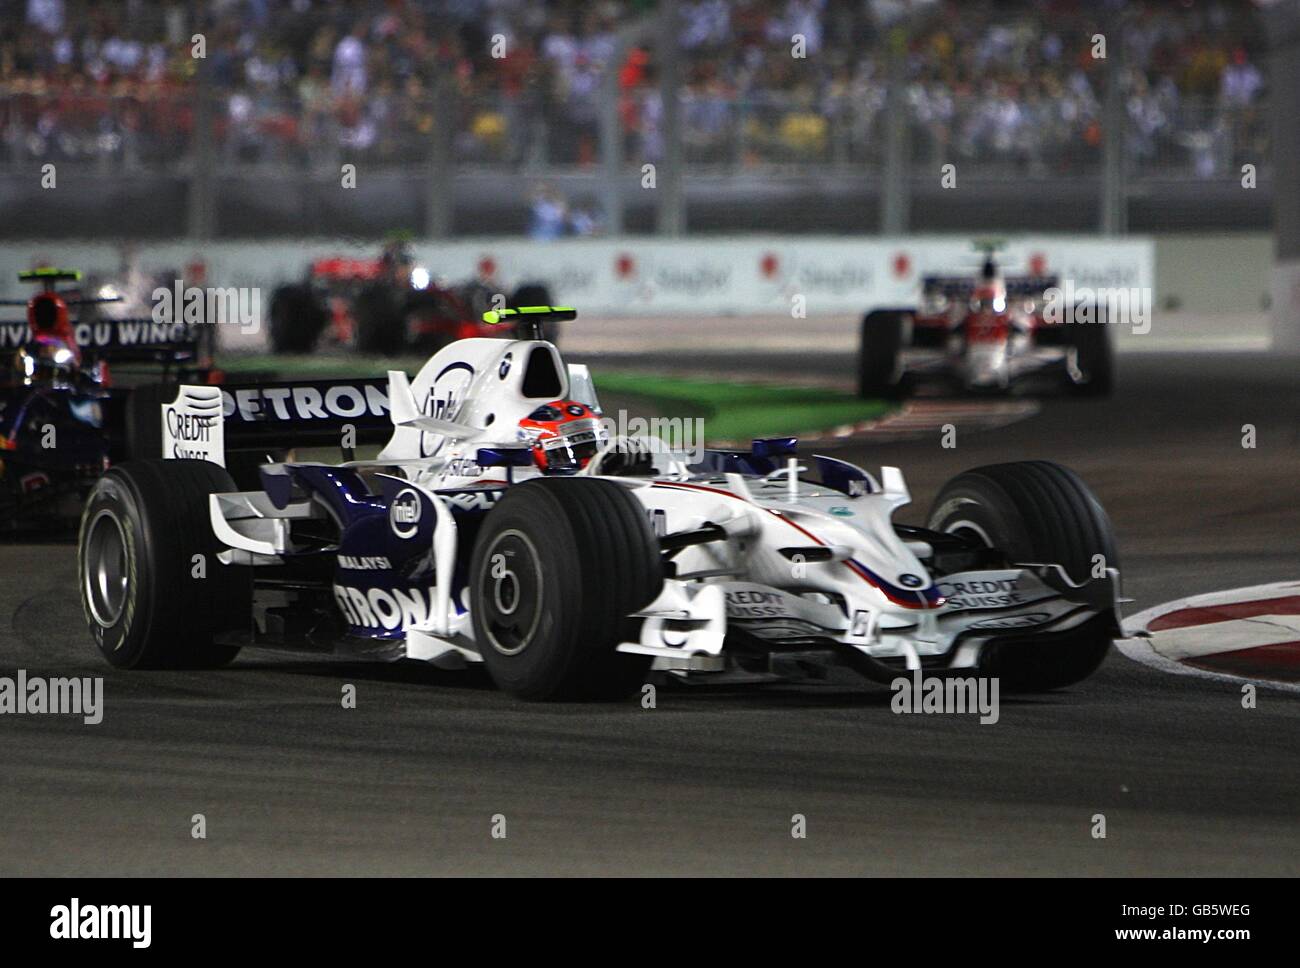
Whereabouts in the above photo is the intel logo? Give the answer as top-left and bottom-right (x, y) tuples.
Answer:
(389, 488), (423, 539)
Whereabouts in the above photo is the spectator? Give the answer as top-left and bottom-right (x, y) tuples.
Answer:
(0, 0), (1269, 179)
(1221, 48), (1262, 107)
(331, 22), (368, 97)
(528, 183), (568, 240)
(26, 0), (65, 36)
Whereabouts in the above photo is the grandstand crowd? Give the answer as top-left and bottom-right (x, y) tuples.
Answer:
(0, 0), (1269, 177)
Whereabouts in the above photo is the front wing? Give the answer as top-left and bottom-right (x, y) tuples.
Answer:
(617, 564), (1122, 677)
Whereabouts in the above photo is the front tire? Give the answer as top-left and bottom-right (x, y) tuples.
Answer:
(857, 310), (904, 398)
(78, 459), (250, 669)
(927, 460), (1117, 691)
(468, 477), (663, 700)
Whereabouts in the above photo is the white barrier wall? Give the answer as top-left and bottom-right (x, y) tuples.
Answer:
(0, 236), (1153, 321)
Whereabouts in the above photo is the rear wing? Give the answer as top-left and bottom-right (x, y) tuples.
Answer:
(921, 275), (1059, 299)
(158, 377), (393, 466)
(0, 317), (204, 357)
(482, 305), (576, 339)
(1004, 275), (1059, 298)
(921, 276), (976, 300)
(19, 268), (82, 286)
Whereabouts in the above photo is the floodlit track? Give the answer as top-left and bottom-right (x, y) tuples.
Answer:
(1, 351), (1298, 875)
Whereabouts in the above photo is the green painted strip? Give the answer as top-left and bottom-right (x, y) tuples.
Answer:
(590, 373), (891, 443)
(221, 356), (893, 444)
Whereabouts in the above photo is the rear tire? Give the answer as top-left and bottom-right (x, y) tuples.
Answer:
(509, 283), (552, 309)
(268, 284), (327, 354)
(353, 284), (406, 356)
(1067, 315), (1113, 396)
(510, 284), (559, 344)
(857, 310), (904, 398)
(468, 477), (663, 700)
(123, 383), (176, 462)
(78, 459), (250, 669)
(926, 460), (1117, 691)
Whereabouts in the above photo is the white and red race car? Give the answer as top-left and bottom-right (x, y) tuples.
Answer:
(857, 245), (1113, 398)
(78, 307), (1122, 700)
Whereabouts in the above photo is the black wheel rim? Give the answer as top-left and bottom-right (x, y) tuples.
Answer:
(946, 519), (996, 549)
(479, 529), (543, 656)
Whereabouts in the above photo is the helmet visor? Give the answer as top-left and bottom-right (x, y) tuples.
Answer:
(539, 422), (602, 473)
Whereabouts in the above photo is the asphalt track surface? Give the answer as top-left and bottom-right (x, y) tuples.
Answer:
(2, 351), (1298, 876)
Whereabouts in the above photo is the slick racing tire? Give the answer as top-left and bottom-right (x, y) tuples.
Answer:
(78, 459), (250, 669)
(1066, 315), (1113, 397)
(353, 283), (406, 356)
(123, 382), (177, 462)
(468, 477), (664, 701)
(927, 460), (1117, 692)
(509, 283), (552, 308)
(857, 309), (904, 399)
(268, 284), (328, 354)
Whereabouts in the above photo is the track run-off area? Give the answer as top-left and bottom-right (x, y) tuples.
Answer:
(2, 319), (1298, 874)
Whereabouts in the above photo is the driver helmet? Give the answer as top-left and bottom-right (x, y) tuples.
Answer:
(381, 239), (414, 271)
(380, 239), (415, 286)
(517, 400), (606, 474)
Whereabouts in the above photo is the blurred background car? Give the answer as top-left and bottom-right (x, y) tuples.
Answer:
(0, 268), (217, 529)
(858, 241), (1114, 398)
(266, 237), (556, 355)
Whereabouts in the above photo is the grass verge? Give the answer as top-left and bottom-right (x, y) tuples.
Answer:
(221, 354), (892, 445)
(591, 372), (891, 444)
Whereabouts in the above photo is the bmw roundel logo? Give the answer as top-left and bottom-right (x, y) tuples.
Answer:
(566, 404), (585, 417)
(390, 488), (423, 539)
(499, 354), (512, 379)
(898, 573), (924, 588)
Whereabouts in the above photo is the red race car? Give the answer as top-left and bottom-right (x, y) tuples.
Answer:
(268, 240), (555, 356)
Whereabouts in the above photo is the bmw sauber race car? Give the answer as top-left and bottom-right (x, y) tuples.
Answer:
(0, 268), (217, 530)
(857, 243), (1112, 399)
(78, 306), (1122, 699)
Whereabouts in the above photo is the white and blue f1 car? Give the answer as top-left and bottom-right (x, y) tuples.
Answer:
(78, 307), (1122, 699)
